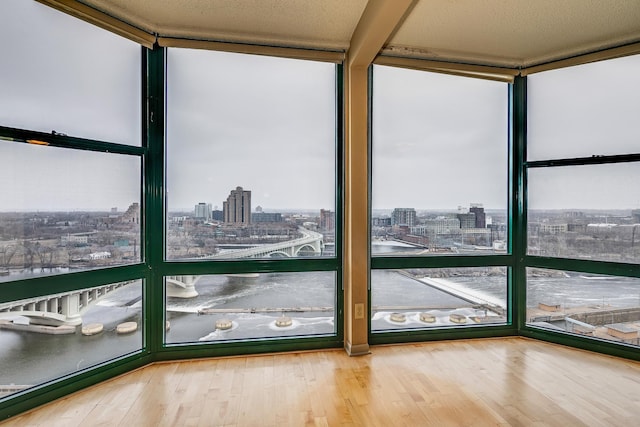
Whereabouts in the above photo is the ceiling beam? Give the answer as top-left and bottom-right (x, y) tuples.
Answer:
(348, 0), (415, 67)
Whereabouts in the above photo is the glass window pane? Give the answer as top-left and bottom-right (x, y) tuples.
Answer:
(371, 267), (507, 332)
(166, 49), (336, 260)
(0, 0), (141, 145)
(526, 268), (639, 347)
(527, 54), (640, 161)
(372, 66), (508, 256)
(527, 163), (640, 263)
(165, 272), (336, 343)
(0, 280), (143, 398)
(0, 141), (141, 281)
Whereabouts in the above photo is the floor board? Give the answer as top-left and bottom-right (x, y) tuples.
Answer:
(2, 337), (639, 426)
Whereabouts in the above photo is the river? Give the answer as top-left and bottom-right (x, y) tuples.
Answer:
(1, 242), (638, 395)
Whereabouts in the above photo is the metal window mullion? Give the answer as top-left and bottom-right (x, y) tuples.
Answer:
(526, 153), (640, 168)
(0, 125), (145, 157)
(511, 76), (528, 332)
(144, 44), (165, 355)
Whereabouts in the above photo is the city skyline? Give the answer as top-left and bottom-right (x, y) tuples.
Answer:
(2, 0), (640, 213)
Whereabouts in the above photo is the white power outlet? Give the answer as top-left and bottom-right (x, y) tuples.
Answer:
(354, 303), (365, 319)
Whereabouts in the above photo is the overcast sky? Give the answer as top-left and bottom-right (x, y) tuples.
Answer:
(1, 0), (639, 213)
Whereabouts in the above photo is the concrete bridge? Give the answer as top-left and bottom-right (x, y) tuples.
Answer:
(0, 281), (136, 327)
(0, 229), (324, 325)
(166, 228), (324, 298)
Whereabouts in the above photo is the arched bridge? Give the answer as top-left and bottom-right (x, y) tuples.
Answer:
(166, 228), (324, 298)
(0, 229), (324, 326)
(0, 280), (137, 327)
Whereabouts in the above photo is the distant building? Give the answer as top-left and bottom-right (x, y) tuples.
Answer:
(252, 212), (283, 223)
(539, 223), (568, 234)
(469, 203), (486, 228)
(121, 203), (140, 224)
(212, 210), (224, 221)
(632, 209), (640, 223)
(194, 202), (212, 220)
(61, 233), (90, 246)
(223, 186), (251, 225)
(372, 217), (391, 227)
(457, 212), (476, 229)
(411, 217), (459, 235)
(320, 209), (335, 231)
(391, 208), (416, 226)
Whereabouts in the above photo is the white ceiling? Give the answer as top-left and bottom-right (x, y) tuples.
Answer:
(80, 0), (640, 68)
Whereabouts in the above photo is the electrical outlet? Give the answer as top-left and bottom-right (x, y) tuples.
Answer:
(354, 303), (364, 319)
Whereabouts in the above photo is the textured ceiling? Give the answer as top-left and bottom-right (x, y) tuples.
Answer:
(79, 0), (369, 51)
(386, 0), (640, 67)
(79, 0), (640, 68)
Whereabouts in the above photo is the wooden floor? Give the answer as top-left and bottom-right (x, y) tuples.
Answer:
(2, 337), (639, 426)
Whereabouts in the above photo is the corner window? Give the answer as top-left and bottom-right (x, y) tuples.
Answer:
(525, 54), (640, 347)
(0, 0), (144, 399)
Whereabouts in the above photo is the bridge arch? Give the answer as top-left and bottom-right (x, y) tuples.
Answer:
(294, 244), (321, 256)
(268, 251), (290, 258)
(166, 275), (200, 298)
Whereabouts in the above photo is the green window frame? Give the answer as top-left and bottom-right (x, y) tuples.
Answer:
(369, 65), (516, 344)
(520, 56), (640, 354)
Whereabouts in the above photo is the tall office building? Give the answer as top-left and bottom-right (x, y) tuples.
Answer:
(391, 208), (416, 227)
(223, 186), (251, 225)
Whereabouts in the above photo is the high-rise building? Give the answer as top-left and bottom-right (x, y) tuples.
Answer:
(391, 208), (416, 226)
(223, 186), (251, 225)
(469, 203), (486, 228)
(320, 209), (335, 231)
(194, 202), (212, 220)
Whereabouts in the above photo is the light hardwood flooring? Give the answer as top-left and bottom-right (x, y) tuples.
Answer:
(2, 337), (639, 426)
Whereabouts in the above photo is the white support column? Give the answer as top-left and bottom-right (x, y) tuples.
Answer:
(60, 293), (82, 325)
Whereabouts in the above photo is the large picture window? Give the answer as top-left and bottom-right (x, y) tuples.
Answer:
(166, 49), (336, 261)
(164, 48), (340, 345)
(370, 65), (511, 336)
(371, 65), (508, 256)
